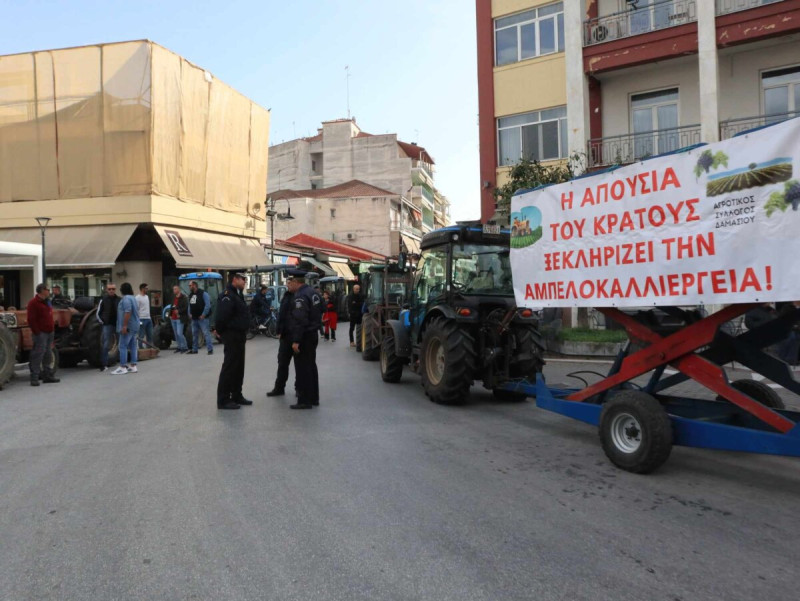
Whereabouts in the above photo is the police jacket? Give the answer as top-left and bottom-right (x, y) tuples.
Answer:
(276, 291), (294, 336)
(215, 284), (249, 334)
(288, 284), (322, 344)
(189, 289), (211, 320)
(96, 294), (120, 326)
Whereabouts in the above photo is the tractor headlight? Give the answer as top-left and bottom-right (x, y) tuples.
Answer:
(0, 312), (17, 328)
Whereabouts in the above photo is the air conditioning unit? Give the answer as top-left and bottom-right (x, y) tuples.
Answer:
(347, 233), (356, 240)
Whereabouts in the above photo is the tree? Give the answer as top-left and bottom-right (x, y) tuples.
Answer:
(492, 154), (583, 221)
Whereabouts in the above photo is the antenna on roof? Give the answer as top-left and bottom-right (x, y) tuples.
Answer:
(345, 65), (351, 120)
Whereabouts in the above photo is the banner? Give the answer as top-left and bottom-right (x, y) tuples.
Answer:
(511, 117), (800, 308)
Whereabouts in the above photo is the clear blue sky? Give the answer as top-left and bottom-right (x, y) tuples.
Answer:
(2, 0), (481, 222)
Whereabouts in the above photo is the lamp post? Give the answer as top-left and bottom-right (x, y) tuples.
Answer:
(35, 217), (51, 286)
(265, 197), (294, 285)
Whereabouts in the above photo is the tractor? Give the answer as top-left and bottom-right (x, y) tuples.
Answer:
(358, 262), (412, 360)
(380, 224), (545, 405)
(153, 272), (224, 350)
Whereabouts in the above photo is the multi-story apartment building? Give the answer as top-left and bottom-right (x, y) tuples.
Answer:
(477, 0), (800, 221)
(268, 119), (450, 247)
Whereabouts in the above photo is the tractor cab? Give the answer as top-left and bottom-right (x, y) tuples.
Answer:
(359, 261), (413, 360)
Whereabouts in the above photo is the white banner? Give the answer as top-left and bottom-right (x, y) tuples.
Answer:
(511, 117), (800, 308)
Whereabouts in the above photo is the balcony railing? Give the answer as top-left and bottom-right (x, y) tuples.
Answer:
(584, 0), (697, 46)
(412, 160), (434, 180)
(716, 0), (783, 16)
(587, 123), (702, 169)
(720, 111), (797, 139)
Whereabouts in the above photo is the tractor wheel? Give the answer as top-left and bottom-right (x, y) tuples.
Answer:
(420, 316), (477, 405)
(83, 319), (119, 368)
(153, 323), (173, 350)
(0, 325), (16, 387)
(718, 379), (786, 410)
(362, 317), (380, 361)
(380, 329), (404, 383)
(493, 389), (528, 402)
(599, 390), (673, 474)
(355, 323), (363, 352)
(183, 323), (193, 351)
(44, 347), (60, 377)
(511, 325), (545, 379)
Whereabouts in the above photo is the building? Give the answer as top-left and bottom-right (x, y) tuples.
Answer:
(476, 0), (800, 221)
(270, 180), (422, 257)
(268, 118), (450, 242)
(0, 41), (270, 307)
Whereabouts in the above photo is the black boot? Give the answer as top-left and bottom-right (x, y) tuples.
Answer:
(235, 395), (253, 406)
(30, 376), (40, 387)
(266, 388), (285, 397)
(217, 400), (240, 410)
(42, 375), (60, 384)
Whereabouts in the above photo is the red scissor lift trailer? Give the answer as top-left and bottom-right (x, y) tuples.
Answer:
(501, 304), (800, 473)
(506, 117), (800, 473)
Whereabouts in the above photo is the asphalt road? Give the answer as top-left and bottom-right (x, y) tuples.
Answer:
(1, 336), (799, 601)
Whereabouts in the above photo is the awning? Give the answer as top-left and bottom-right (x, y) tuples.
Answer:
(0, 224), (137, 269)
(401, 234), (421, 255)
(331, 262), (356, 280)
(154, 225), (267, 270)
(301, 256), (336, 277)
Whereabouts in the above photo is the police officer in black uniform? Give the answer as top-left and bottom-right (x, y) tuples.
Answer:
(266, 274), (295, 397)
(215, 272), (252, 410)
(285, 270), (323, 409)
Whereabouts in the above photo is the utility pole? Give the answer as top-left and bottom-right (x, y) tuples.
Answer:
(345, 65), (351, 119)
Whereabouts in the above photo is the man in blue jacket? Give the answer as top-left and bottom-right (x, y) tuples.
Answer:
(188, 280), (214, 355)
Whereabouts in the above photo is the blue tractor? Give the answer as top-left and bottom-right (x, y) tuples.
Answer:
(380, 225), (545, 405)
(153, 272), (225, 350)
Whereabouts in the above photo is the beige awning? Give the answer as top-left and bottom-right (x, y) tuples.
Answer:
(331, 262), (356, 280)
(401, 233), (421, 255)
(154, 225), (267, 270)
(0, 224), (136, 268)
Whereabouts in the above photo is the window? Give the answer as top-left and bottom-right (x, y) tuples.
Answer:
(494, 2), (564, 66)
(762, 66), (800, 121)
(330, 208), (336, 218)
(452, 245), (514, 296)
(630, 88), (679, 159)
(414, 249), (447, 306)
(497, 106), (568, 166)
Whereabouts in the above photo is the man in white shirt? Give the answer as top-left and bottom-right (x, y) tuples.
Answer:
(136, 283), (153, 349)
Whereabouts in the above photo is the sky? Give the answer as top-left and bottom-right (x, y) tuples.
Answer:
(1, 0), (481, 222)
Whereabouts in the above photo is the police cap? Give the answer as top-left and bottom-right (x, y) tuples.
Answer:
(285, 268), (307, 280)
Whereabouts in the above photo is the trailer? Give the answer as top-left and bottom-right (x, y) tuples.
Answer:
(508, 116), (800, 473)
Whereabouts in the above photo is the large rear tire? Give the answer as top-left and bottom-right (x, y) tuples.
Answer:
(83, 319), (118, 368)
(362, 316), (380, 361)
(153, 323), (173, 350)
(420, 317), (477, 405)
(0, 325), (17, 387)
(355, 323), (363, 352)
(511, 325), (545, 379)
(380, 329), (404, 383)
(719, 378), (786, 410)
(599, 390), (673, 474)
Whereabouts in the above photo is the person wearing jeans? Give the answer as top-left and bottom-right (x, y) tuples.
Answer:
(26, 283), (60, 386)
(113, 283), (141, 375)
(136, 283), (153, 349)
(170, 285), (189, 353)
(96, 284), (120, 372)
(188, 280), (214, 355)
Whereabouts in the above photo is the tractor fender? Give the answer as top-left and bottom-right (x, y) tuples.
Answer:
(77, 308), (97, 337)
(386, 319), (412, 358)
(423, 304), (478, 328)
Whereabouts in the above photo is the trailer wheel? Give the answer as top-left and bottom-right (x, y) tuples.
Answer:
(380, 329), (404, 383)
(420, 317), (476, 405)
(0, 325), (16, 387)
(44, 347), (59, 377)
(599, 390), (673, 474)
(362, 317), (380, 361)
(720, 379), (786, 410)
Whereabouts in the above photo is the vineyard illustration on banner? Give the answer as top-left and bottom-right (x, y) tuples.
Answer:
(510, 205), (543, 248)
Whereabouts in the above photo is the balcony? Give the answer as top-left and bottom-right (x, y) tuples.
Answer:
(584, 0), (697, 46)
(587, 124), (701, 169)
(412, 159), (434, 181)
(720, 111), (797, 139)
(716, 0), (783, 16)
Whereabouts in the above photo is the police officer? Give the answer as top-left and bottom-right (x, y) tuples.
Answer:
(285, 270), (323, 409)
(215, 272), (252, 410)
(266, 275), (295, 397)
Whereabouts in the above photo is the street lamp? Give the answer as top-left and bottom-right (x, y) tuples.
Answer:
(265, 197), (294, 284)
(35, 217), (51, 286)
